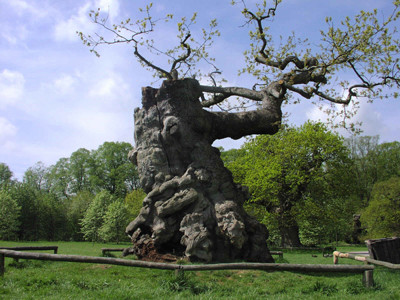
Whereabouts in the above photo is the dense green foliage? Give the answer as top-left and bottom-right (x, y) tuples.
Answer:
(345, 137), (400, 206)
(0, 142), (143, 243)
(124, 189), (147, 220)
(80, 191), (116, 242)
(99, 201), (130, 243)
(345, 137), (400, 239)
(0, 190), (21, 240)
(0, 163), (13, 188)
(222, 123), (400, 246)
(224, 122), (355, 246)
(361, 177), (400, 238)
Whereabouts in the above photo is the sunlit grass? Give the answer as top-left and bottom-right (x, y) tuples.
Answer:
(0, 241), (399, 299)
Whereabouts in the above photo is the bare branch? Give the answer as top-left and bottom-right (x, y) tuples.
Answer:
(170, 33), (192, 73)
(286, 74), (399, 105)
(134, 46), (172, 80)
(242, 0), (279, 59)
(255, 55), (320, 71)
(284, 83), (313, 99)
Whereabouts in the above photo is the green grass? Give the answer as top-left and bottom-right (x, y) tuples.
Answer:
(1, 241), (399, 299)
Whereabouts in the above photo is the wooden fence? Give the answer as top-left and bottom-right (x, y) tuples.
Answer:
(0, 249), (374, 287)
(334, 251), (400, 270)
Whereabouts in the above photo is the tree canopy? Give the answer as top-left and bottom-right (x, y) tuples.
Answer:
(0, 163), (13, 187)
(0, 190), (21, 240)
(224, 122), (354, 246)
(361, 177), (400, 238)
(345, 136), (400, 205)
(79, 0), (399, 131)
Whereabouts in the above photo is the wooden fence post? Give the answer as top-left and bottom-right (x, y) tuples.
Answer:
(0, 254), (4, 276)
(363, 270), (374, 288)
(333, 251), (339, 264)
(175, 268), (184, 279)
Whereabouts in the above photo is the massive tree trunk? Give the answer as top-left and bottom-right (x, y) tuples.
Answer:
(126, 78), (283, 262)
(279, 223), (302, 248)
(276, 196), (303, 248)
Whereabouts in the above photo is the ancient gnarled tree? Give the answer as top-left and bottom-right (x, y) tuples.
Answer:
(79, 1), (400, 262)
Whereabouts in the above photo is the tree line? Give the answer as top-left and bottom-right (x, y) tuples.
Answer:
(1, 125), (400, 245)
(0, 142), (145, 243)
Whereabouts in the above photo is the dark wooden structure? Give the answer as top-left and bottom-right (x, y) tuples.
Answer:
(101, 248), (125, 256)
(365, 237), (400, 264)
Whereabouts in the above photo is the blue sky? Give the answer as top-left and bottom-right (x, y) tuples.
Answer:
(0, 0), (399, 180)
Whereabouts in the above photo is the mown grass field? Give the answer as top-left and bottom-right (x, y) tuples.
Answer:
(0, 241), (399, 299)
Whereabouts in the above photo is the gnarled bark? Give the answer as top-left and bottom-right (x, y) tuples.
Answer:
(126, 78), (283, 262)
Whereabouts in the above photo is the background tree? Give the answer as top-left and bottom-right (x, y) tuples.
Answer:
(66, 190), (94, 241)
(99, 200), (130, 243)
(361, 177), (400, 238)
(0, 163), (13, 188)
(90, 142), (136, 197)
(124, 189), (147, 220)
(345, 136), (380, 206)
(226, 122), (353, 247)
(80, 190), (114, 242)
(8, 183), (39, 240)
(369, 141), (400, 182)
(68, 148), (92, 194)
(35, 191), (68, 241)
(345, 137), (400, 204)
(0, 190), (21, 240)
(47, 158), (71, 199)
(23, 162), (50, 192)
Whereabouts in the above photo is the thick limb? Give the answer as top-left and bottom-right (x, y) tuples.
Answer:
(199, 81), (285, 140)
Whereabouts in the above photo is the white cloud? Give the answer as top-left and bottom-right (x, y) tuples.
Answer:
(66, 110), (130, 147)
(0, 1), (51, 45)
(0, 69), (25, 108)
(0, 117), (17, 146)
(88, 73), (129, 101)
(53, 74), (76, 94)
(89, 77), (118, 97)
(1, 25), (28, 45)
(350, 103), (383, 136)
(53, 2), (95, 42)
(306, 100), (384, 137)
(7, 0), (47, 18)
(53, 0), (120, 42)
(96, 0), (120, 21)
(306, 103), (331, 123)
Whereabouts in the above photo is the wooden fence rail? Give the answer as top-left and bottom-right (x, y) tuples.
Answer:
(0, 246), (58, 254)
(101, 248), (284, 259)
(0, 250), (374, 287)
(334, 251), (400, 270)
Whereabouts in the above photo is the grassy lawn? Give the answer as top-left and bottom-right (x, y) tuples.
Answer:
(1, 241), (399, 299)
